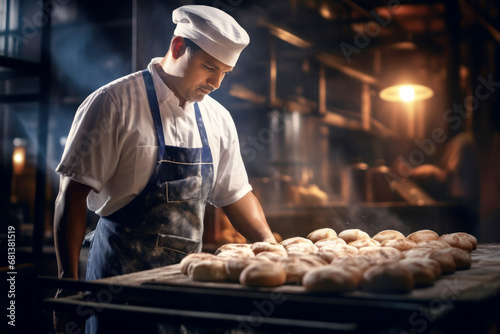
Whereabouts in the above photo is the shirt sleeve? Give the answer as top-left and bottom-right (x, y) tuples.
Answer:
(208, 113), (252, 208)
(56, 89), (122, 193)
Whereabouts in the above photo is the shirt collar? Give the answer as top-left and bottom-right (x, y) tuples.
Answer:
(147, 58), (195, 113)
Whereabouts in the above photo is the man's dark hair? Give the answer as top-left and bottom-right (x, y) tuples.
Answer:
(170, 35), (201, 54)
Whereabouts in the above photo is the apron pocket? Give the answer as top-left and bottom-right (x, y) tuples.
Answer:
(156, 234), (200, 255)
(166, 175), (202, 202)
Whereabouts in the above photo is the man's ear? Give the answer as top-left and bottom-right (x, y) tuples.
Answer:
(171, 36), (187, 60)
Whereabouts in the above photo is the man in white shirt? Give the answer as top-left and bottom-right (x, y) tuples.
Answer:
(53, 5), (276, 333)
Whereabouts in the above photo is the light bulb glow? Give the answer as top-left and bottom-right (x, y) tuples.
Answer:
(12, 146), (26, 174)
(13, 151), (24, 164)
(399, 85), (415, 102)
(379, 84), (433, 102)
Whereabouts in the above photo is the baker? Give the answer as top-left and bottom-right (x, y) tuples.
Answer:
(53, 5), (276, 333)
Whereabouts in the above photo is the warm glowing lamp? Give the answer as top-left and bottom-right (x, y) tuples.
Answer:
(12, 138), (26, 175)
(399, 85), (415, 102)
(379, 84), (433, 102)
(379, 84), (433, 139)
(12, 147), (26, 174)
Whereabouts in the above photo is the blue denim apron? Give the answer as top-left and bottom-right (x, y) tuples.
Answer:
(85, 70), (214, 333)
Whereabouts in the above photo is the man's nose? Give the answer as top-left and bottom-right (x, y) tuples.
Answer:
(208, 72), (224, 90)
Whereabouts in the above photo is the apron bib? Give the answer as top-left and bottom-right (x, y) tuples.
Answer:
(86, 69), (214, 281)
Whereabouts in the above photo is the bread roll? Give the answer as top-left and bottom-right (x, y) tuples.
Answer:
(255, 251), (288, 261)
(437, 247), (472, 270)
(215, 243), (254, 259)
(381, 238), (417, 252)
(225, 257), (270, 282)
(358, 246), (404, 264)
(338, 229), (370, 244)
(330, 255), (374, 270)
(215, 243), (251, 253)
(427, 250), (456, 274)
(251, 242), (287, 256)
(407, 229), (439, 243)
(415, 240), (451, 250)
(330, 255), (374, 280)
(280, 237), (314, 248)
(216, 249), (256, 259)
(318, 245), (359, 263)
(286, 242), (319, 255)
(239, 262), (287, 287)
(403, 247), (434, 258)
(180, 253), (217, 275)
(439, 233), (474, 252)
(362, 262), (414, 293)
(314, 237), (347, 249)
(416, 258), (442, 278)
(307, 228), (337, 243)
(224, 257), (252, 282)
(454, 232), (477, 250)
(277, 255), (327, 284)
(399, 258), (437, 287)
(303, 266), (360, 292)
(372, 230), (406, 243)
(190, 259), (228, 282)
(349, 239), (381, 249)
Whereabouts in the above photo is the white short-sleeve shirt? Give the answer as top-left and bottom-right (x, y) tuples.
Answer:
(56, 58), (252, 216)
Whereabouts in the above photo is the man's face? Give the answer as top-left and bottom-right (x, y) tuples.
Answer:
(176, 49), (233, 103)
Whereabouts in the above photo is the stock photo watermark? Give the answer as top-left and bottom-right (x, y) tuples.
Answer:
(236, 290), (286, 333)
(340, 0), (405, 63)
(55, 268), (124, 334)
(64, 116), (113, 168)
(403, 277), (461, 333)
(240, 109), (286, 162)
(393, 73), (499, 183)
(5, 226), (16, 328)
(9, 0), (71, 52)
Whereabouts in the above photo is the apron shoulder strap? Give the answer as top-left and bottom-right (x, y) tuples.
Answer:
(194, 102), (210, 148)
(142, 70), (166, 157)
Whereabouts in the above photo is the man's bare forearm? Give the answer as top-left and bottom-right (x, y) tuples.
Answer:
(53, 176), (91, 280)
(223, 192), (276, 243)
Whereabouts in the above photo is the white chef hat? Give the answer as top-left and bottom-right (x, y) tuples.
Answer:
(172, 5), (250, 67)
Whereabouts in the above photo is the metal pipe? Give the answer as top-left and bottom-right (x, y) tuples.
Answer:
(33, 0), (52, 268)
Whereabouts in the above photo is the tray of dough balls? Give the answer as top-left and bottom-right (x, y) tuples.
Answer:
(140, 229), (500, 303)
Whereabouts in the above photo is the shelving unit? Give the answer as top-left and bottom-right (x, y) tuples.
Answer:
(0, 0), (52, 267)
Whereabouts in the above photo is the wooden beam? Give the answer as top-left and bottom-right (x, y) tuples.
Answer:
(316, 52), (378, 85)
